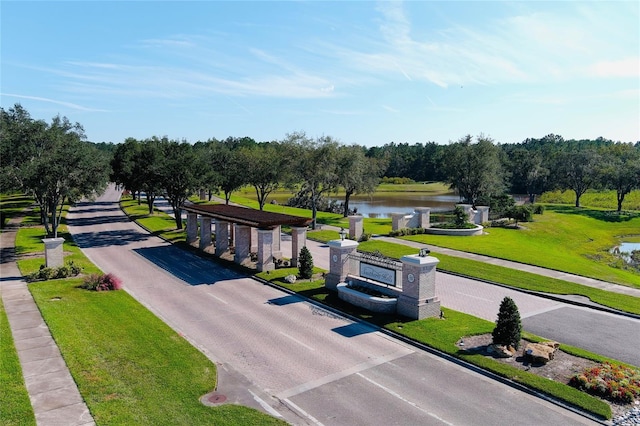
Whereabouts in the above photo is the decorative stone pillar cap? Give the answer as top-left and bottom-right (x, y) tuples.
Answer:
(390, 212), (406, 218)
(42, 237), (65, 245)
(327, 239), (359, 248)
(400, 254), (440, 266)
(414, 207), (431, 213)
(476, 206), (490, 211)
(348, 215), (363, 219)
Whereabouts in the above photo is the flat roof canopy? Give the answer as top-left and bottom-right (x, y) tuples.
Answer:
(182, 204), (312, 230)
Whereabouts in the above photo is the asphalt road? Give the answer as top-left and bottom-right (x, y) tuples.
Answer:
(66, 186), (600, 425)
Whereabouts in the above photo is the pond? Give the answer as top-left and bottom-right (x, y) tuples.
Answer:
(328, 193), (461, 218)
(611, 242), (640, 264)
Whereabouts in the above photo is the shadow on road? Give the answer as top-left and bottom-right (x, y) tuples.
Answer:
(73, 230), (151, 248)
(267, 295), (302, 306)
(133, 246), (245, 286)
(332, 323), (375, 337)
(66, 215), (131, 227)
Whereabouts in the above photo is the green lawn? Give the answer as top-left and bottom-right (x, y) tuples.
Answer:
(402, 205), (640, 288)
(0, 299), (36, 426)
(29, 279), (284, 425)
(255, 270), (613, 420)
(539, 189), (640, 212)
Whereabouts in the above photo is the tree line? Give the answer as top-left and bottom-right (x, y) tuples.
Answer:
(2, 103), (639, 237)
(372, 134), (640, 211)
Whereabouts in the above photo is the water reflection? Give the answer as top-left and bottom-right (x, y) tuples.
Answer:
(329, 193), (461, 218)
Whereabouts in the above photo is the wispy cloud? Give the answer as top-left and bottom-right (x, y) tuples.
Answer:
(0, 93), (106, 112)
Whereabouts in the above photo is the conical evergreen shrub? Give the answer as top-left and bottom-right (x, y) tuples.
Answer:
(491, 296), (522, 349)
(298, 246), (314, 279)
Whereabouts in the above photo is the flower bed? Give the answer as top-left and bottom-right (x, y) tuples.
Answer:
(569, 362), (640, 404)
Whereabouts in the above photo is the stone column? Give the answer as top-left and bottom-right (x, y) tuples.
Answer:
(199, 217), (212, 250)
(348, 215), (363, 241)
(234, 224), (251, 265)
(42, 237), (64, 268)
(324, 239), (359, 291)
(215, 220), (229, 256)
(272, 225), (282, 259)
(291, 226), (307, 267)
(391, 213), (407, 231)
(256, 228), (274, 272)
(415, 207), (431, 228)
(186, 212), (198, 244)
(398, 254), (441, 320)
(251, 227), (258, 253)
(476, 206), (490, 224)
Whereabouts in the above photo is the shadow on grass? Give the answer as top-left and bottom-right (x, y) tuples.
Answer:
(547, 205), (640, 222)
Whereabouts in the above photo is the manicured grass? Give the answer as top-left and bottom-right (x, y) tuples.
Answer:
(29, 278), (285, 425)
(15, 227), (102, 277)
(357, 239), (640, 315)
(402, 205), (640, 287)
(120, 199), (186, 243)
(254, 273), (612, 420)
(539, 189), (640, 212)
(0, 299), (36, 426)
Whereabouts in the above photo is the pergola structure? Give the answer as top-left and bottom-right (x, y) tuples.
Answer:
(182, 204), (312, 271)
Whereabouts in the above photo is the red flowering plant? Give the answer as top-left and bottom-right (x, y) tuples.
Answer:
(569, 362), (640, 404)
(81, 273), (123, 291)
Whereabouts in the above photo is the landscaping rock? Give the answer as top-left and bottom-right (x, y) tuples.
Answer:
(284, 274), (297, 284)
(487, 344), (515, 358)
(524, 341), (559, 364)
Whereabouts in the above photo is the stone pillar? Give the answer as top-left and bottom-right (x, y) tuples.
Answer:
(272, 225), (282, 259)
(476, 206), (490, 224)
(234, 224), (251, 265)
(415, 207), (431, 228)
(324, 239), (359, 291)
(186, 212), (198, 244)
(391, 213), (407, 231)
(348, 215), (363, 241)
(199, 217), (212, 250)
(42, 237), (64, 268)
(256, 228), (274, 272)
(291, 226), (307, 267)
(251, 227), (258, 253)
(398, 254), (441, 320)
(215, 220), (229, 256)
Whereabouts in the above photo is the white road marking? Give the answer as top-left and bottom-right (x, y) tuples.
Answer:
(356, 373), (454, 425)
(279, 331), (315, 351)
(455, 291), (492, 302)
(248, 390), (283, 418)
(283, 398), (325, 426)
(207, 293), (228, 304)
(277, 349), (413, 399)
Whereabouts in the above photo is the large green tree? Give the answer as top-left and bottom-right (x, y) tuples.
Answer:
(599, 143), (640, 212)
(1, 104), (108, 237)
(335, 144), (385, 217)
(241, 143), (286, 210)
(442, 135), (505, 206)
(284, 132), (340, 229)
(554, 147), (602, 208)
(161, 141), (201, 229)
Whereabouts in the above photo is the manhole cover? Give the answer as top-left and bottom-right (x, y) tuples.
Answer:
(201, 392), (228, 406)
(208, 394), (227, 404)
(50, 297), (62, 301)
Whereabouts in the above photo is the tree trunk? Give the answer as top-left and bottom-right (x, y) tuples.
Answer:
(574, 192), (581, 208)
(343, 190), (353, 217)
(174, 207), (183, 229)
(617, 192), (625, 212)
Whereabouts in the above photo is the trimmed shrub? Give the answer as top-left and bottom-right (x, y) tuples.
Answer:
(492, 296), (522, 349)
(26, 261), (82, 282)
(532, 204), (545, 215)
(298, 246), (314, 279)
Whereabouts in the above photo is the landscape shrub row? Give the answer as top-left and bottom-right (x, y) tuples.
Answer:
(26, 261), (82, 282)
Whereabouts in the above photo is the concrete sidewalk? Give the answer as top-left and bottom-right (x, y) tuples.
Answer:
(0, 218), (94, 426)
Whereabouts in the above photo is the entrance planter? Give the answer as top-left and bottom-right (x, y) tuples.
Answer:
(422, 224), (483, 236)
(337, 282), (398, 314)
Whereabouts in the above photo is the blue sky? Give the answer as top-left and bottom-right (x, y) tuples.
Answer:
(2, 1), (638, 146)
